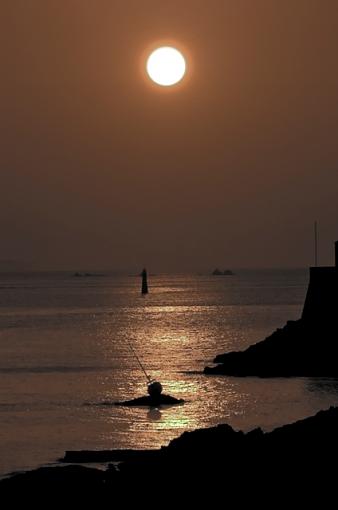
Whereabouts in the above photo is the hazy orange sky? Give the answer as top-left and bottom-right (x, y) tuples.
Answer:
(1, 0), (338, 271)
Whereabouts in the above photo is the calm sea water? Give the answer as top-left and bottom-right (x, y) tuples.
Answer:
(1, 270), (338, 476)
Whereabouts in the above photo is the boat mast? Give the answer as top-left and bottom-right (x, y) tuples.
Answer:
(314, 221), (318, 267)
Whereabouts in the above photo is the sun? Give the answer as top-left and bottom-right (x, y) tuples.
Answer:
(146, 47), (186, 87)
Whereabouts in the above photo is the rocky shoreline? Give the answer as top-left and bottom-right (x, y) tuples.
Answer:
(204, 318), (338, 377)
(2, 250), (337, 496)
(1, 406), (338, 493)
(205, 245), (338, 377)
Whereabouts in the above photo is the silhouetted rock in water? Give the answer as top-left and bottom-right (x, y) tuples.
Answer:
(205, 241), (338, 377)
(223, 269), (234, 275)
(73, 272), (104, 277)
(212, 268), (234, 275)
(114, 393), (184, 406)
(3, 407), (338, 495)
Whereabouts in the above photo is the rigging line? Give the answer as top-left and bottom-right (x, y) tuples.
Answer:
(126, 339), (151, 383)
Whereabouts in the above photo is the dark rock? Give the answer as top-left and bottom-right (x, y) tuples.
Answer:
(61, 449), (161, 463)
(204, 319), (338, 376)
(114, 393), (184, 407)
(0, 465), (111, 489)
(206, 246), (338, 377)
(2, 407), (338, 495)
(212, 268), (234, 275)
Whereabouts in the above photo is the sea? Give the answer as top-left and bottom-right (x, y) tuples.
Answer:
(1, 269), (338, 477)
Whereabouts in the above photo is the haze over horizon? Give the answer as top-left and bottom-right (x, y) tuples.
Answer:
(1, 1), (338, 272)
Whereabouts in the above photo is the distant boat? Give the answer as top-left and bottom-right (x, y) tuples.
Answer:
(212, 268), (234, 276)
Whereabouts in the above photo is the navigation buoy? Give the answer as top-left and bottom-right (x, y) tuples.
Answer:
(147, 380), (163, 397)
(141, 268), (148, 294)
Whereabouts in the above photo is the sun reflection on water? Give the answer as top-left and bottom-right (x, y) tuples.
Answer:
(5, 272), (338, 476)
(79, 277), (337, 451)
(92, 301), (256, 447)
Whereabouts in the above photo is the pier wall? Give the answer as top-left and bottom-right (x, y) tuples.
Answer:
(302, 266), (338, 323)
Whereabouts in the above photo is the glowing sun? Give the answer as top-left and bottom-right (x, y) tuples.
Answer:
(146, 47), (186, 87)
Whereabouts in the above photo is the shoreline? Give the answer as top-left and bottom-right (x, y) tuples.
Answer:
(204, 319), (338, 377)
(1, 406), (337, 491)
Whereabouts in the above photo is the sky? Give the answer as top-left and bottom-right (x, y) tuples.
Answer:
(1, 0), (338, 271)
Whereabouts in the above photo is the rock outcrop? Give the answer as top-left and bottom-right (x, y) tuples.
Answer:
(205, 241), (338, 377)
(114, 394), (184, 406)
(2, 406), (338, 495)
